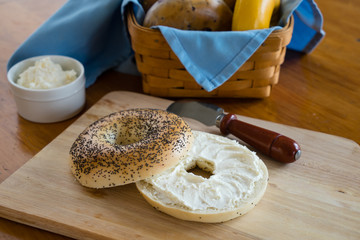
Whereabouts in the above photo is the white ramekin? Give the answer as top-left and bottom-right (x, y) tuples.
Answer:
(7, 55), (86, 123)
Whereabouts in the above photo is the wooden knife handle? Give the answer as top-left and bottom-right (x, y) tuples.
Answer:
(219, 113), (301, 163)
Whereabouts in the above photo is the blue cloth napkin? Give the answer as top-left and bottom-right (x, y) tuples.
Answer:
(7, 0), (325, 91)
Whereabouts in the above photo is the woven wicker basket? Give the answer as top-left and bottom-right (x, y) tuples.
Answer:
(127, 9), (294, 98)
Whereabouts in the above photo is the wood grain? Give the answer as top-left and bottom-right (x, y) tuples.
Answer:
(0, 0), (359, 239)
(0, 91), (359, 240)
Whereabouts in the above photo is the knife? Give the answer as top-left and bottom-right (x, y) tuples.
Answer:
(167, 101), (301, 163)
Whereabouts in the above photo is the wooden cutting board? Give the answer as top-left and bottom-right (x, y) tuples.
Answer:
(0, 91), (359, 240)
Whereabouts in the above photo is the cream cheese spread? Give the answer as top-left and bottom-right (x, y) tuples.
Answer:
(143, 131), (264, 211)
(17, 57), (77, 89)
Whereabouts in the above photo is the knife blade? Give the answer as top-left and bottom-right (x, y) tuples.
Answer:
(167, 101), (301, 163)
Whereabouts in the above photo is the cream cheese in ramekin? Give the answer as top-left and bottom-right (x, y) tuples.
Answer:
(17, 57), (77, 89)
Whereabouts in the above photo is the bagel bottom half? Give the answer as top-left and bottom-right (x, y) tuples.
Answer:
(136, 131), (269, 223)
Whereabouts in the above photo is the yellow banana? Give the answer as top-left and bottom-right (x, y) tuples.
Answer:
(232, 0), (281, 31)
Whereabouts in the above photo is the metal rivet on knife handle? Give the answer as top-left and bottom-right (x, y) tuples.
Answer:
(219, 113), (301, 163)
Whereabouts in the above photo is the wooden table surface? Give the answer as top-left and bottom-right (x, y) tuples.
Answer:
(0, 0), (359, 239)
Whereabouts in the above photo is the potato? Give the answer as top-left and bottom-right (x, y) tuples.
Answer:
(223, 0), (236, 10)
(143, 0), (233, 31)
(142, 0), (158, 12)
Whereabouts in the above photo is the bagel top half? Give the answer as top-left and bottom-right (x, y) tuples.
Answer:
(69, 109), (194, 189)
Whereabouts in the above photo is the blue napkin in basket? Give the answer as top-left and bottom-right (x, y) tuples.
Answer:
(7, 0), (325, 92)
